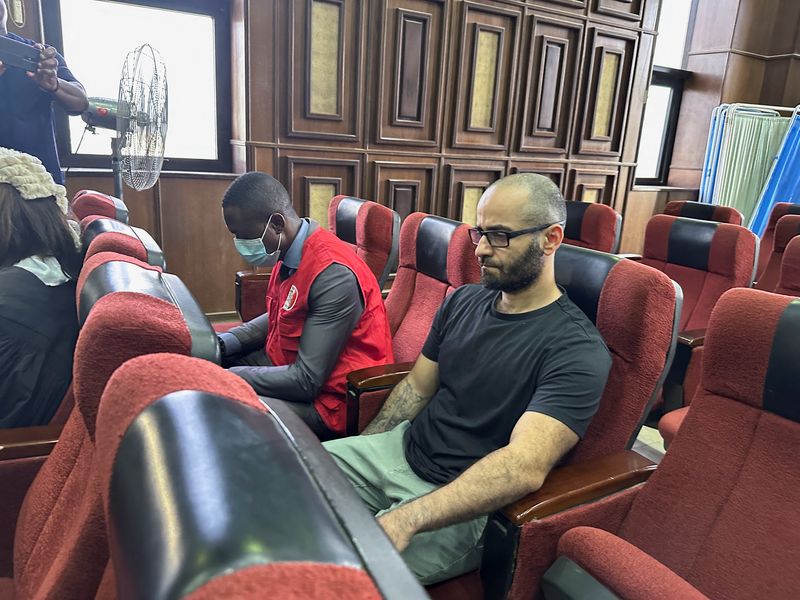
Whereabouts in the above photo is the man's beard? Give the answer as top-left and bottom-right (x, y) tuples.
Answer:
(481, 239), (545, 292)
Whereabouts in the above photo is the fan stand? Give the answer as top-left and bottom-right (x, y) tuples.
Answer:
(111, 137), (125, 201)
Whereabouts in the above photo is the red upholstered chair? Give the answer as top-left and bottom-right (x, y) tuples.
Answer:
(754, 214), (800, 292)
(81, 215), (166, 269)
(328, 195), (401, 289)
(775, 236), (800, 296)
(563, 201), (621, 253)
(0, 292), (198, 599)
(345, 213), (479, 434)
(640, 215), (757, 413)
(756, 202), (800, 279)
(71, 190), (129, 223)
(660, 226), (800, 447)
(234, 196), (401, 323)
(94, 354), (425, 600)
(663, 200), (743, 225)
(540, 288), (800, 600)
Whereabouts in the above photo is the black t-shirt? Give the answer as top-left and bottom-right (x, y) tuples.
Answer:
(404, 284), (611, 485)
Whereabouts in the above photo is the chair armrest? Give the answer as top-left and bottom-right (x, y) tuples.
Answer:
(0, 425), (62, 461)
(615, 253), (643, 261)
(502, 450), (656, 525)
(677, 328), (706, 348)
(345, 362), (414, 436)
(346, 362), (415, 391)
(235, 268), (272, 322)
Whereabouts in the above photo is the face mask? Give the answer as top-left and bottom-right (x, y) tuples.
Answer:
(234, 214), (282, 267)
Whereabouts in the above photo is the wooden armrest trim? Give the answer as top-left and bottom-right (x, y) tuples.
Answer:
(616, 253), (643, 261)
(0, 425), (62, 461)
(347, 362), (415, 389)
(236, 269), (272, 281)
(677, 328), (706, 348)
(502, 450), (655, 525)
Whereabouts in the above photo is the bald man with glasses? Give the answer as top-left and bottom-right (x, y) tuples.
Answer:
(323, 173), (612, 585)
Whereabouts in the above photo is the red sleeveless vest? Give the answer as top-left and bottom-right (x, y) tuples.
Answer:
(265, 227), (393, 434)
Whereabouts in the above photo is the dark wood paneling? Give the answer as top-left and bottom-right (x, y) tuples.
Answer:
(158, 176), (245, 314)
(566, 166), (618, 204)
(281, 150), (362, 220)
(575, 26), (637, 157)
(373, 0), (448, 147)
(8, 0), (42, 41)
(370, 158), (439, 220)
(283, 0), (364, 144)
(592, 0), (643, 23)
(531, 0), (587, 11)
(508, 161), (566, 191)
(517, 13), (583, 156)
(444, 161), (505, 223)
(449, 1), (521, 152)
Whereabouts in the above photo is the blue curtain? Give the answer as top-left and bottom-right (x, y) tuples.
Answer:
(749, 112), (800, 236)
(699, 105), (728, 203)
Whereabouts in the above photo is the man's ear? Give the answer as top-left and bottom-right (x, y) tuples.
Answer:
(542, 224), (564, 256)
(268, 212), (285, 234)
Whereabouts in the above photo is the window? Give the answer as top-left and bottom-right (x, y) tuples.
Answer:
(44, 0), (231, 173)
(635, 0), (695, 186)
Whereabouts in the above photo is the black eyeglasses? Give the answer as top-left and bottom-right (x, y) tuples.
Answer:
(468, 222), (561, 248)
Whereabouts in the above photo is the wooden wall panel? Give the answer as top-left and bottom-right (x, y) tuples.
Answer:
(591, 0), (643, 23)
(444, 161), (505, 224)
(158, 176), (245, 315)
(517, 13), (583, 155)
(283, 0), (364, 144)
(244, 0), (276, 144)
(282, 151), (362, 224)
(449, 1), (521, 152)
(370, 158), (439, 220)
(373, 0), (448, 148)
(7, 0), (42, 41)
(575, 26), (637, 158)
(566, 166), (618, 204)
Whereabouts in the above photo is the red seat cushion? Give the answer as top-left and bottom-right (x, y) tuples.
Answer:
(664, 200), (742, 225)
(755, 214), (800, 292)
(775, 236), (800, 296)
(658, 406), (688, 446)
(563, 201), (620, 253)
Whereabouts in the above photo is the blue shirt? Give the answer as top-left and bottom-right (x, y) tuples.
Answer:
(0, 33), (82, 184)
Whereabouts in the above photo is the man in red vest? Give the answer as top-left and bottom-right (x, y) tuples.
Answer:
(218, 172), (393, 439)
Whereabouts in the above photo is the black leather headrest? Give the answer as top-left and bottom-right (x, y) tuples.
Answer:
(82, 218), (166, 269)
(764, 299), (800, 422)
(79, 260), (219, 363)
(416, 216), (460, 282)
(108, 391), (364, 599)
(555, 244), (620, 323)
(667, 218), (718, 271)
(678, 201), (717, 221)
(564, 201), (591, 241)
(335, 197), (364, 245)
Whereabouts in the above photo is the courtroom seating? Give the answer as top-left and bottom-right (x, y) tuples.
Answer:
(540, 288), (800, 600)
(81, 215), (166, 269)
(94, 354), (426, 600)
(639, 215), (757, 413)
(659, 231), (800, 447)
(328, 195), (401, 289)
(350, 245), (681, 598)
(756, 202), (800, 280)
(345, 212), (479, 434)
(0, 285), (215, 599)
(663, 200), (743, 225)
(563, 201), (622, 253)
(754, 214), (800, 292)
(71, 190), (129, 224)
(235, 196), (401, 323)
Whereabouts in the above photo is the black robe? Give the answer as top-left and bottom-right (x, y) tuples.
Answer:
(0, 266), (78, 428)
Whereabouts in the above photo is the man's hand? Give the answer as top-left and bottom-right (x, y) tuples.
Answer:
(378, 509), (417, 552)
(26, 44), (58, 92)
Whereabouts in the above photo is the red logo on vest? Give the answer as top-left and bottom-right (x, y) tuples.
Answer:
(283, 285), (299, 311)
